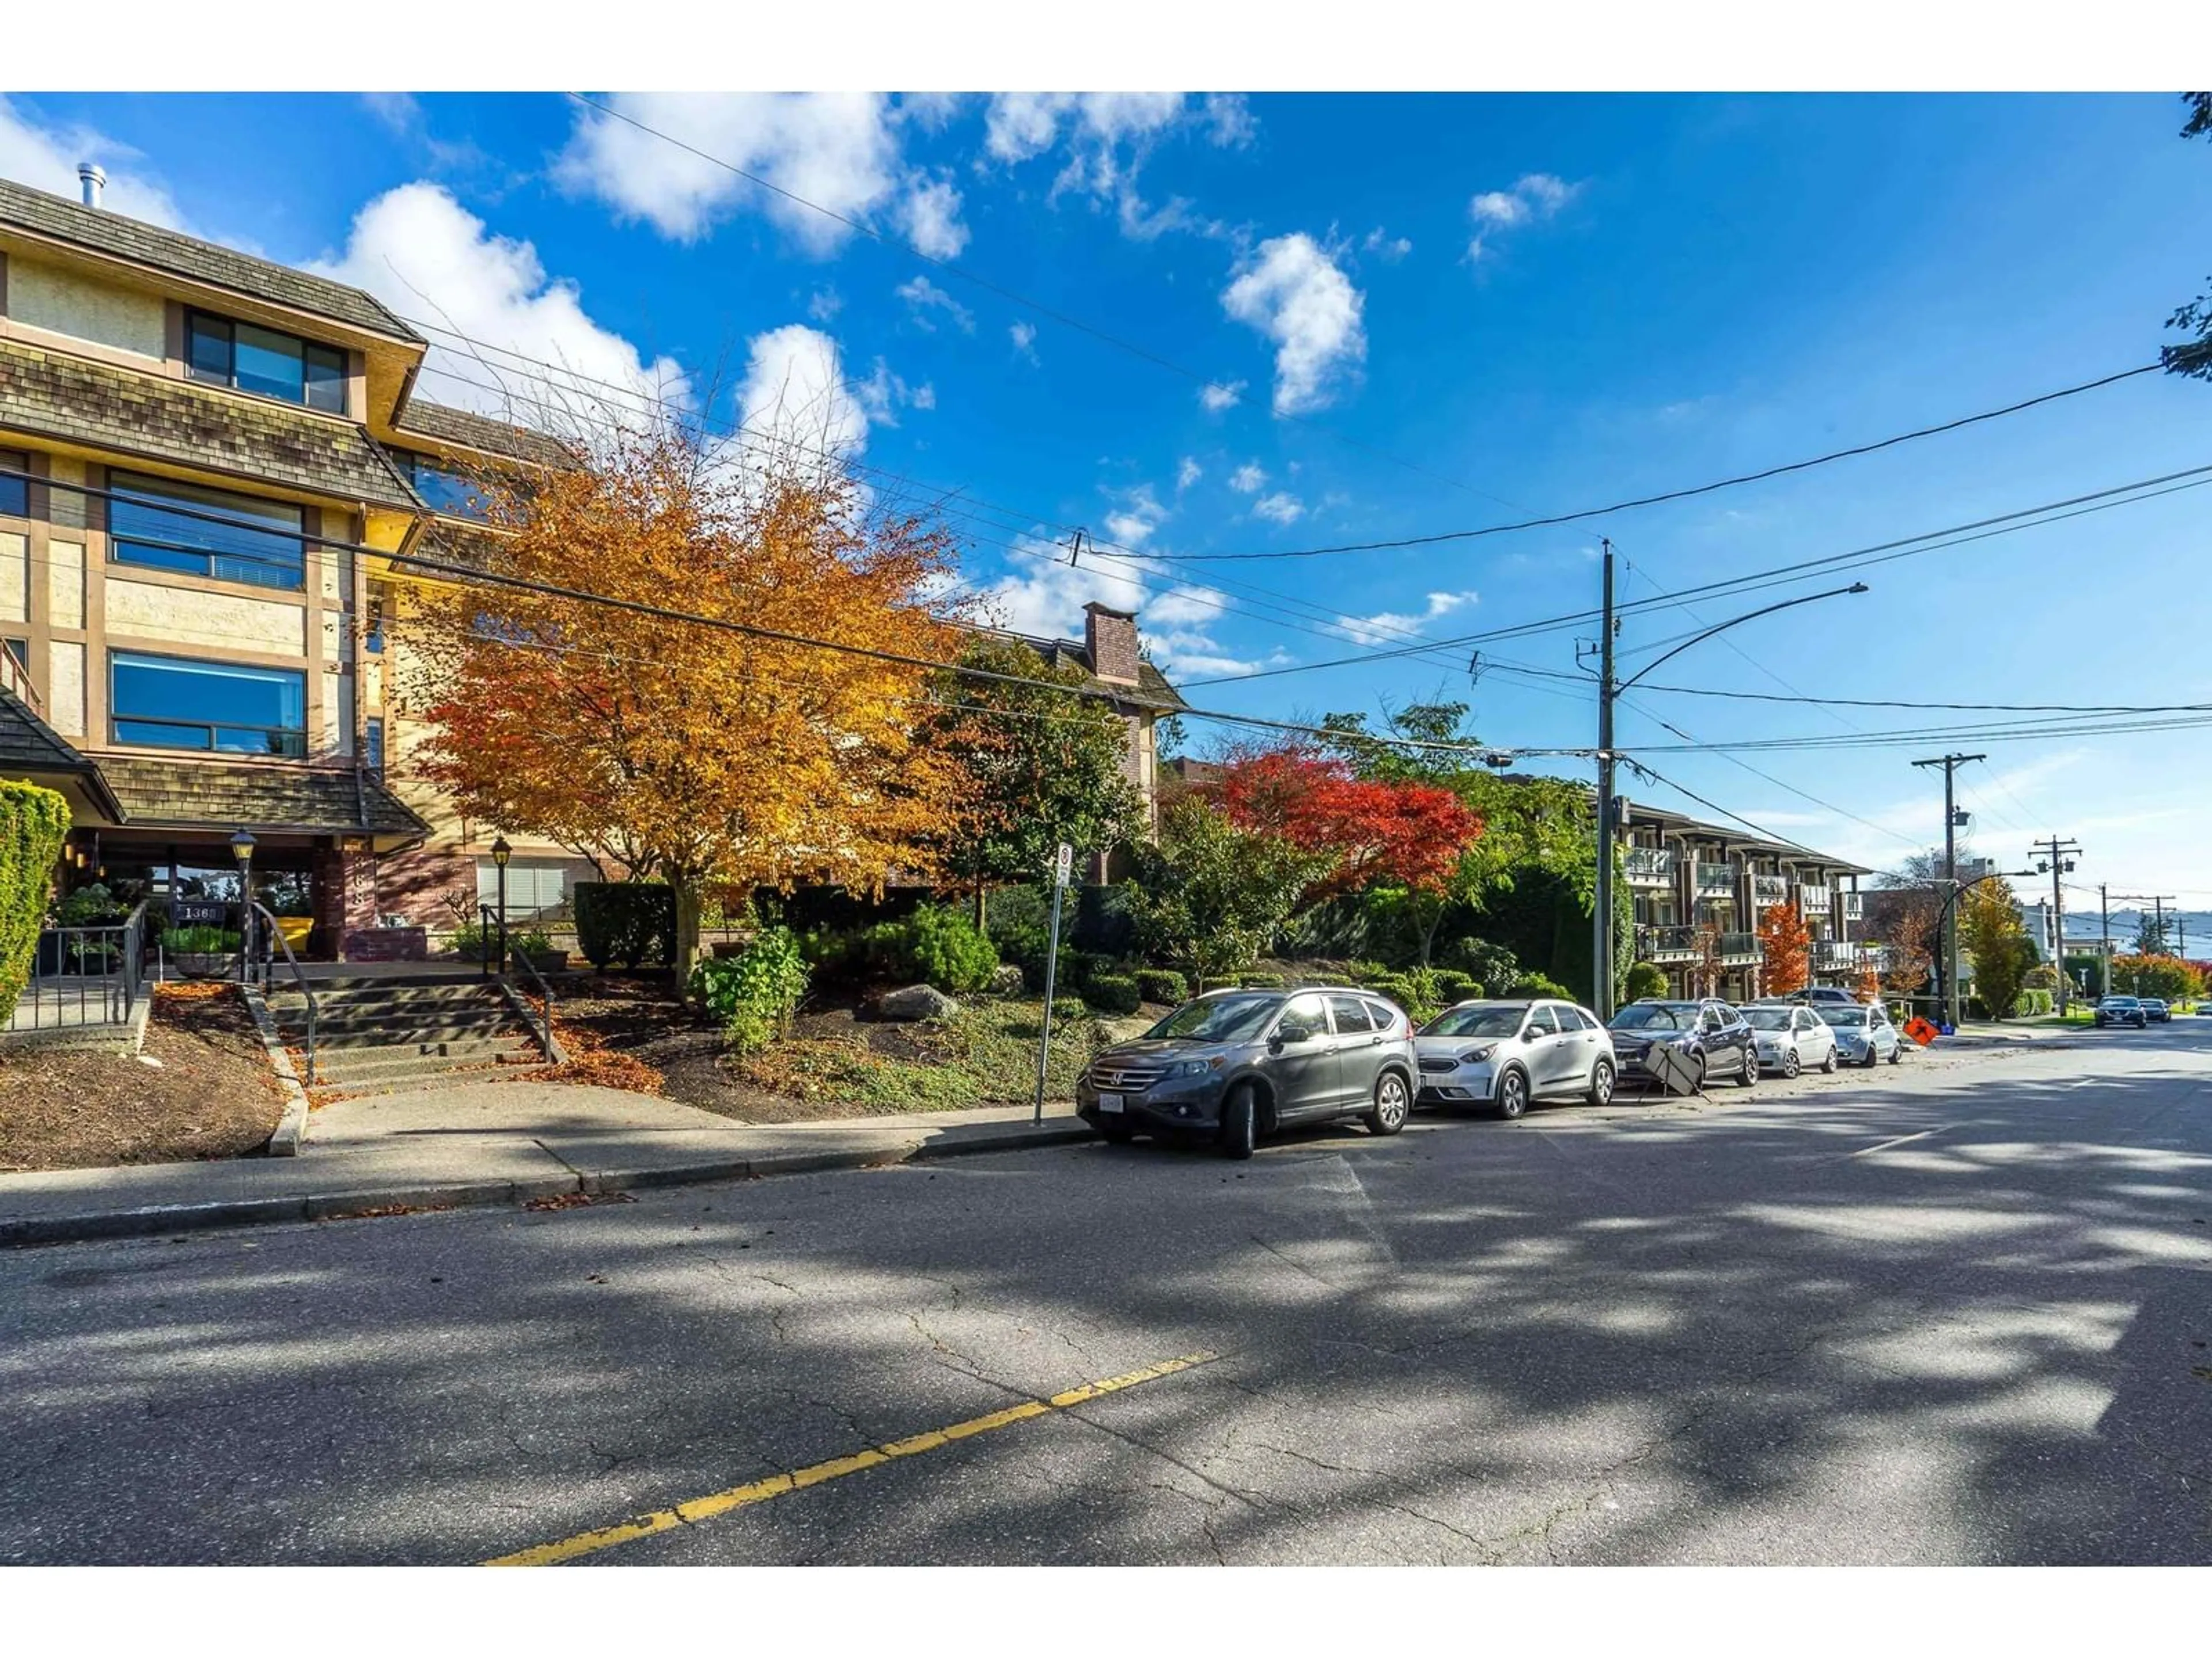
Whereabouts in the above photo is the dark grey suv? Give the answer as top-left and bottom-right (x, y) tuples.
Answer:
(1077, 987), (1418, 1160)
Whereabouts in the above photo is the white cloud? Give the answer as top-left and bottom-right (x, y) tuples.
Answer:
(899, 172), (969, 259)
(910, 382), (936, 412)
(1252, 491), (1305, 525)
(1199, 380), (1245, 413)
(309, 183), (688, 428)
(1221, 233), (1367, 416)
(1176, 457), (1203, 491)
(1202, 94), (1257, 149)
(1466, 172), (1580, 261)
(1332, 589), (1480, 647)
(1362, 226), (1412, 261)
(896, 93), (965, 131)
(736, 323), (872, 459)
(1009, 320), (1039, 363)
(558, 92), (961, 260)
(895, 274), (975, 333)
(981, 93), (1249, 242)
(807, 287), (843, 323)
(851, 355), (933, 429)
(0, 94), (190, 229)
(1228, 461), (1267, 494)
(962, 534), (1271, 677)
(1102, 483), (1169, 549)
(362, 93), (422, 136)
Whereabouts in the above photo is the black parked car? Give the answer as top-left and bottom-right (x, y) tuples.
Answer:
(1607, 998), (1759, 1091)
(2094, 995), (2147, 1029)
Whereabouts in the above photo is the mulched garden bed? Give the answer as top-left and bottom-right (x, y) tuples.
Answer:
(0, 984), (283, 1173)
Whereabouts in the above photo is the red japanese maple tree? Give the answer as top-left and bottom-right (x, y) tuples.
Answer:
(1213, 745), (1484, 901)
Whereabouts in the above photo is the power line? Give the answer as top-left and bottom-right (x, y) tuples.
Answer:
(1158, 364), (2165, 562)
(1179, 462), (2212, 686)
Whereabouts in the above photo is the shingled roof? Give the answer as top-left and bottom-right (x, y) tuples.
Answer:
(95, 756), (430, 839)
(0, 177), (420, 343)
(391, 400), (571, 468)
(0, 339), (423, 510)
(1002, 630), (1187, 713)
(0, 685), (123, 819)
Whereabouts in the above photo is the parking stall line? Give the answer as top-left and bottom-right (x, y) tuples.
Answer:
(482, 1351), (1219, 1567)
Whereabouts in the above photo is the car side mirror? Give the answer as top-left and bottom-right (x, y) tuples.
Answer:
(1275, 1020), (1311, 1045)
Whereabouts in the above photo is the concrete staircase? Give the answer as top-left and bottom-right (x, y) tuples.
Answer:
(264, 972), (554, 1096)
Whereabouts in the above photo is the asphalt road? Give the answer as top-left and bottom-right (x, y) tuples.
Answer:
(3, 1021), (2209, 1565)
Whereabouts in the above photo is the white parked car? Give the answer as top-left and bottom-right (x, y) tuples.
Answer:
(1744, 1003), (1839, 1077)
(1414, 998), (1616, 1120)
(1818, 1002), (1903, 1067)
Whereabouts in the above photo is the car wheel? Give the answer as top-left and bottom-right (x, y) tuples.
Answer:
(1587, 1058), (1615, 1107)
(1095, 1118), (1136, 1145)
(1781, 1048), (1801, 1080)
(1220, 1084), (1257, 1161)
(1887, 1044), (1902, 1065)
(1495, 1066), (1531, 1120)
(1738, 1049), (1759, 1087)
(1365, 1071), (1411, 1136)
(1690, 1052), (1708, 1093)
(1821, 1047), (1838, 1074)
(1863, 1044), (1880, 1069)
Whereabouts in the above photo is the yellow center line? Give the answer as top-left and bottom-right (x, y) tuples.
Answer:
(483, 1350), (1220, 1567)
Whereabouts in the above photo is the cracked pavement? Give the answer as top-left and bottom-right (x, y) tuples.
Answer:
(1, 1023), (2208, 1563)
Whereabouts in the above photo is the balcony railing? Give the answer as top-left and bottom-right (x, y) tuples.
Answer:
(1718, 931), (1762, 964)
(1797, 885), (1833, 915)
(1751, 874), (1789, 908)
(7, 903), (147, 1035)
(1624, 846), (1677, 887)
(1811, 939), (1858, 971)
(0, 643), (40, 713)
(1635, 923), (1699, 963)
(1694, 862), (1737, 898)
(1841, 891), (1863, 921)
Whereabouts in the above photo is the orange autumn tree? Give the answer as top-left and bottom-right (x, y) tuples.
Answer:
(1758, 902), (1812, 995)
(402, 420), (968, 968)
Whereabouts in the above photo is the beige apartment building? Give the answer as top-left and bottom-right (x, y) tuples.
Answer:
(0, 173), (1179, 957)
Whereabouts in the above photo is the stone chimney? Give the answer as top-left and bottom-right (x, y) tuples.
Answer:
(1084, 601), (1141, 687)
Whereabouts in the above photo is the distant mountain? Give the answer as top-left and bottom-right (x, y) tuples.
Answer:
(2061, 909), (2212, 953)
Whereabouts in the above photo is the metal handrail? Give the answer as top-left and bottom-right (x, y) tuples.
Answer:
(252, 900), (318, 1084)
(483, 903), (556, 1063)
(11, 901), (145, 1032)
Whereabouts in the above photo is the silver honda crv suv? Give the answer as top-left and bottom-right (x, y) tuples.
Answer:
(1077, 987), (1419, 1160)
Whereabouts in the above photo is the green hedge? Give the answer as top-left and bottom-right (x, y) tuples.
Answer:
(1623, 961), (1670, 1002)
(1134, 968), (1188, 1005)
(1431, 969), (1479, 1004)
(1506, 974), (1577, 1001)
(865, 903), (1000, 992)
(1085, 974), (1142, 1016)
(1, 781), (69, 1011)
(574, 881), (676, 969)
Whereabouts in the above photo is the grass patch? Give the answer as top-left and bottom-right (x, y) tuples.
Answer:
(735, 998), (1115, 1114)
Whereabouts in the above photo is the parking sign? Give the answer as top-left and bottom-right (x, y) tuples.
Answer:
(1053, 842), (1073, 887)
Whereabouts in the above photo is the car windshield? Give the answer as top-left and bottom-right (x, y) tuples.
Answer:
(1609, 1003), (1691, 1031)
(1819, 1008), (1868, 1028)
(2103, 998), (2139, 1007)
(1744, 1008), (1796, 1031)
(1145, 995), (1280, 1041)
(1422, 1005), (1527, 1039)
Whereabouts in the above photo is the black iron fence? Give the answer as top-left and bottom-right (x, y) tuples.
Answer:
(11, 902), (148, 1032)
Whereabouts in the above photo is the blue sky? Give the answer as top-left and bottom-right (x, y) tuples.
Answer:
(3, 90), (2208, 907)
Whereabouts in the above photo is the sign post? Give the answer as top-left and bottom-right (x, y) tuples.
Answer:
(1034, 842), (1074, 1127)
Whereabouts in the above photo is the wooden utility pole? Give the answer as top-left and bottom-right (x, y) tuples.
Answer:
(1913, 753), (1984, 1028)
(2030, 836), (2081, 1016)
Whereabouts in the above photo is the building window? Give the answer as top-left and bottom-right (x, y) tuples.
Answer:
(111, 650), (306, 757)
(478, 858), (567, 919)
(406, 454), (488, 521)
(363, 717), (384, 775)
(0, 448), (26, 518)
(109, 472), (305, 590)
(2, 638), (25, 670)
(185, 310), (348, 413)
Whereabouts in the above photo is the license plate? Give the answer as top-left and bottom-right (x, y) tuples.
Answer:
(1099, 1094), (1124, 1113)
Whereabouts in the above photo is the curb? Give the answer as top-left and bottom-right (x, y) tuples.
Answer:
(0, 1119), (1099, 1249)
(239, 982), (312, 1158)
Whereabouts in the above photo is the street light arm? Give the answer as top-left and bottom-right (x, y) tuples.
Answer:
(1618, 582), (1870, 693)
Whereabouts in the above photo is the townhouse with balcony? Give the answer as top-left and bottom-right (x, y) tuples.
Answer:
(0, 172), (1181, 958)
(1618, 801), (1873, 1002)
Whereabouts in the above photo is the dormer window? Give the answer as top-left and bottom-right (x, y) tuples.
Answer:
(406, 454), (490, 520)
(186, 309), (348, 413)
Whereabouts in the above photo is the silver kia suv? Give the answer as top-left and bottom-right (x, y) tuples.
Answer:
(1078, 987), (1419, 1160)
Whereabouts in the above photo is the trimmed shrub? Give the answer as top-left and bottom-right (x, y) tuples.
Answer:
(1506, 974), (1577, 1002)
(2022, 963), (2060, 991)
(1239, 972), (1285, 990)
(163, 925), (241, 954)
(1441, 937), (1524, 993)
(1134, 968), (1188, 1006)
(1346, 960), (1392, 987)
(1085, 974), (1142, 1016)
(5, 784), (71, 1007)
(2017, 988), (2054, 1017)
(574, 881), (677, 970)
(866, 903), (1000, 993)
(1432, 969), (1479, 1003)
(689, 926), (810, 1055)
(1050, 996), (1089, 1028)
(1623, 961), (1669, 1002)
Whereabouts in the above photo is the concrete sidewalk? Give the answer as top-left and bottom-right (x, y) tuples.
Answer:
(0, 1088), (1094, 1247)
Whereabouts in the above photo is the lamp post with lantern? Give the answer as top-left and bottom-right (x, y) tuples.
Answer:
(490, 835), (512, 977)
(229, 829), (257, 983)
